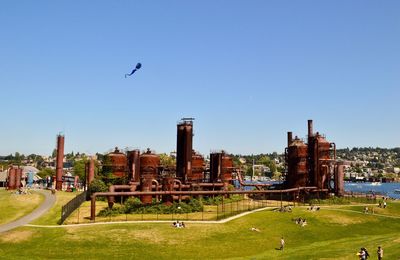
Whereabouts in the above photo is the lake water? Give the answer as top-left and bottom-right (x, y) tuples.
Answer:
(235, 180), (400, 199)
(345, 182), (400, 199)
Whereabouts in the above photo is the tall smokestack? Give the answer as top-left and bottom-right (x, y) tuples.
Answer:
(308, 120), (313, 138)
(176, 119), (193, 182)
(55, 134), (65, 190)
(87, 157), (95, 186)
(287, 132), (293, 147)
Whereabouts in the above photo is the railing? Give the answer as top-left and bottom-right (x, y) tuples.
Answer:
(60, 191), (88, 224)
(63, 195), (294, 224)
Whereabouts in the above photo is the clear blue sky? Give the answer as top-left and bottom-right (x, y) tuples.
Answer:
(1, 1), (399, 156)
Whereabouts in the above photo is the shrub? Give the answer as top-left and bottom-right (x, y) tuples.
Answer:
(88, 179), (108, 194)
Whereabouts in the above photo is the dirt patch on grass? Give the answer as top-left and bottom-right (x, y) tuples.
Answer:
(393, 237), (400, 243)
(0, 230), (34, 243)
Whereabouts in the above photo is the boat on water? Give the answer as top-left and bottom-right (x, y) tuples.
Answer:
(371, 182), (382, 186)
(394, 189), (400, 194)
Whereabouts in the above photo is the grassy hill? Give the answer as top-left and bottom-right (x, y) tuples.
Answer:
(0, 190), (44, 225)
(0, 199), (399, 259)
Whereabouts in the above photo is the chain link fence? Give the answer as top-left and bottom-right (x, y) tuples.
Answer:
(60, 191), (88, 224)
(63, 195), (294, 224)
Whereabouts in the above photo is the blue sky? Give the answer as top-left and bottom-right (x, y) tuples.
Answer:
(1, 1), (399, 156)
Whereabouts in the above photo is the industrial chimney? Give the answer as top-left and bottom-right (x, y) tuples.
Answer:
(55, 134), (65, 190)
(176, 118), (193, 182)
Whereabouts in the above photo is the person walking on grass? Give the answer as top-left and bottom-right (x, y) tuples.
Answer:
(280, 237), (285, 251)
(377, 246), (383, 260)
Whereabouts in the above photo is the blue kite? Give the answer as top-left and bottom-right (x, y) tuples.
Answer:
(125, 63), (142, 78)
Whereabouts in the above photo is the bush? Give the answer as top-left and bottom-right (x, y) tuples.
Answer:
(101, 198), (205, 216)
(203, 195), (243, 205)
(88, 179), (108, 194)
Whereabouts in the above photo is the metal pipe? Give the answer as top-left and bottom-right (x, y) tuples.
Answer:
(174, 179), (183, 202)
(152, 179), (160, 202)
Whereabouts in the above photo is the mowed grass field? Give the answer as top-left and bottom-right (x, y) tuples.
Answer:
(0, 198), (400, 259)
(0, 189), (44, 225)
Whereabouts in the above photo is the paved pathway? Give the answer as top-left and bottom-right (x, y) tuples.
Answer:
(0, 190), (56, 233)
(26, 206), (273, 228)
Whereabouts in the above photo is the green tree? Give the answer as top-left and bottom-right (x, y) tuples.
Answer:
(73, 159), (87, 181)
(159, 153), (176, 167)
(37, 168), (55, 178)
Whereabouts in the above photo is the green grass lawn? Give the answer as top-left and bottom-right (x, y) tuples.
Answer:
(1, 200), (399, 259)
(0, 189), (44, 225)
(29, 191), (78, 225)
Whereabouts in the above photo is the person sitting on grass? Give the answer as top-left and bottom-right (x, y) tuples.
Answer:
(250, 227), (260, 232)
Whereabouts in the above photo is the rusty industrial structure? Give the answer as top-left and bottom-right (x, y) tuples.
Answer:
(55, 134), (65, 190)
(86, 157), (95, 186)
(6, 166), (23, 190)
(86, 118), (346, 220)
(101, 118), (234, 209)
(285, 120), (345, 196)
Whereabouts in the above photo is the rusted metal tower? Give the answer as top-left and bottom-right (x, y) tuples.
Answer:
(176, 118), (194, 182)
(55, 134), (65, 190)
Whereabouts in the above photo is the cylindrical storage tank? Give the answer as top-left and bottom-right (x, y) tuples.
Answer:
(56, 135), (65, 190)
(188, 151), (204, 183)
(108, 147), (127, 178)
(15, 168), (23, 189)
(221, 153), (233, 189)
(209, 153), (222, 183)
(335, 163), (345, 196)
(140, 149), (159, 179)
(315, 135), (331, 189)
(139, 149), (159, 204)
(7, 167), (16, 190)
(287, 138), (308, 188)
(141, 174), (154, 204)
(162, 176), (175, 204)
(176, 121), (193, 182)
(127, 150), (140, 182)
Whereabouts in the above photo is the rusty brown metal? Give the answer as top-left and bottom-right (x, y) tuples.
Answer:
(107, 147), (127, 178)
(221, 153), (233, 189)
(15, 167), (23, 189)
(127, 149), (140, 182)
(140, 174), (154, 204)
(287, 137), (308, 188)
(187, 151), (204, 183)
(285, 120), (344, 196)
(209, 152), (222, 183)
(162, 176), (175, 204)
(7, 167), (16, 190)
(140, 149), (159, 179)
(314, 134), (331, 189)
(87, 158), (95, 186)
(335, 162), (345, 196)
(55, 134), (65, 190)
(308, 119), (313, 138)
(176, 120), (193, 182)
(287, 132), (293, 147)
